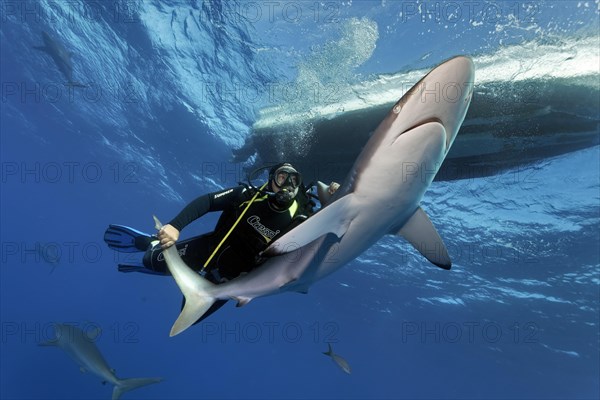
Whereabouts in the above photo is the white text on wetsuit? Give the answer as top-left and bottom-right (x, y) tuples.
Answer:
(247, 216), (280, 240)
(214, 189), (234, 199)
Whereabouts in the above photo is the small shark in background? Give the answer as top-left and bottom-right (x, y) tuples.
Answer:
(322, 343), (351, 374)
(33, 31), (87, 88)
(39, 323), (162, 400)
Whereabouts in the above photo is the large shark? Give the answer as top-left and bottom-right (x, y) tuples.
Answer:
(40, 323), (162, 399)
(33, 31), (87, 87)
(155, 55), (475, 337)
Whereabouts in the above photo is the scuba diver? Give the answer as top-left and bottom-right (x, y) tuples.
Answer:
(105, 162), (339, 322)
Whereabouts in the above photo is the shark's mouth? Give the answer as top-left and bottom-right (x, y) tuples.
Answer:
(392, 117), (446, 148)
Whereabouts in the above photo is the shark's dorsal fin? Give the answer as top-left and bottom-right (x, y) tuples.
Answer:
(264, 194), (356, 256)
(393, 207), (451, 270)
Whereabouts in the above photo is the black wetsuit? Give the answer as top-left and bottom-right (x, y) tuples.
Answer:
(142, 185), (312, 282)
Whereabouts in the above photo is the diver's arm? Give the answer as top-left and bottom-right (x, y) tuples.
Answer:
(316, 181), (340, 206)
(168, 186), (245, 230)
(159, 195), (211, 248)
(168, 195), (211, 231)
(159, 186), (245, 249)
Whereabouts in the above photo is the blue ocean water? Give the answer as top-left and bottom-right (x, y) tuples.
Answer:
(1, 1), (599, 399)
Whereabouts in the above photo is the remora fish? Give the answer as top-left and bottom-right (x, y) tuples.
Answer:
(39, 323), (162, 399)
(155, 55), (475, 337)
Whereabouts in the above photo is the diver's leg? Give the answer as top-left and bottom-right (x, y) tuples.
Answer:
(119, 233), (214, 275)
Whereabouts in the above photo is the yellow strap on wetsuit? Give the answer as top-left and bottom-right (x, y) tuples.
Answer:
(201, 183), (267, 272)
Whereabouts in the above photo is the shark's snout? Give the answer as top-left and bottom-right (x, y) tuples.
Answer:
(391, 56), (474, 152)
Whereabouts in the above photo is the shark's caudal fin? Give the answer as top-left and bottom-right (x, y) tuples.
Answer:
(322, 342), (333, 356)
(153, 216), (217, 336)
(112, 377), (162, 400)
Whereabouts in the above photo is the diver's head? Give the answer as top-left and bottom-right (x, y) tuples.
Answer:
(269, 163), (302, 208)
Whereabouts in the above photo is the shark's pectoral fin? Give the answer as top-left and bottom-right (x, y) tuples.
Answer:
(32, 45), (48, 52)
(264, 194), (356, 256)
(393, 207), (451, 270)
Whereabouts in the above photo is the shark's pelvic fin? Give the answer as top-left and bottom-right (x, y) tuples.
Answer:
(233, 296), (252, 307)
(264, 194), (356, 256)
(394, 207), (451, 270)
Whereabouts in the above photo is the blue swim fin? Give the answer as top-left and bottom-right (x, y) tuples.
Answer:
(104, 224), (155, 253)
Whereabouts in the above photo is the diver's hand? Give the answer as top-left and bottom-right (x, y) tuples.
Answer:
(316, 181), (340, 206)
(328, 182), (340, 195)
(158, 224), (179, 249)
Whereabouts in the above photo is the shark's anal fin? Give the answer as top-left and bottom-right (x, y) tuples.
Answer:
(393, 207), (451, 270)
(264, 194), (356, 256)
